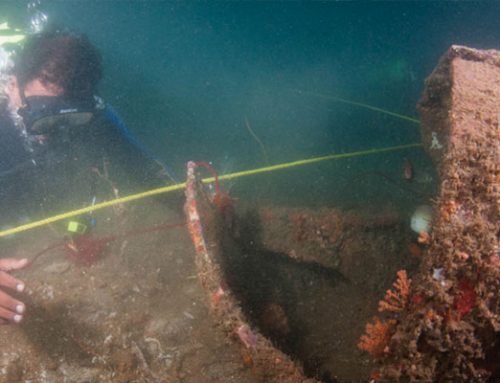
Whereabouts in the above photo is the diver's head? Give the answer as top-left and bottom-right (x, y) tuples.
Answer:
(13, 29), (102, 102)
(5, 30), (102, 134)
(5, 75), (61, 111)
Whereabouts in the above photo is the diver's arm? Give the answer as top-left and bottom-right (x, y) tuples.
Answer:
(101, 106), (177, 184)
(0, 258), (27, 324)
(96, 110), (173, 189)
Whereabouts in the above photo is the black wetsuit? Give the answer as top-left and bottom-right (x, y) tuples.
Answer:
(0, 104), (37, 225)
(0, 105), (166, 226)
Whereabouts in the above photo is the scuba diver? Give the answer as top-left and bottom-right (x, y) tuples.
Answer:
(0, 28), (176, 324)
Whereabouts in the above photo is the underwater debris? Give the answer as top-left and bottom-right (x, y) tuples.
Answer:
(370, 45), (500, 383)
(184, 162), (319, 383)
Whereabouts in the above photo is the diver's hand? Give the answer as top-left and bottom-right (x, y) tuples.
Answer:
(0, 258), (28, 324)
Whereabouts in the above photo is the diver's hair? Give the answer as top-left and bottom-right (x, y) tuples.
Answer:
(14, 30), (102, 100)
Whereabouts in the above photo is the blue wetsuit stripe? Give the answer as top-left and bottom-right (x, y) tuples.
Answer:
(103, 105), (178, 182)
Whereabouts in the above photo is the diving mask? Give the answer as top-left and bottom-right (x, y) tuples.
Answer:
(17, 95), (96, 135)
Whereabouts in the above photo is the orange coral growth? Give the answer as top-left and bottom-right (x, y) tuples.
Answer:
(439, 199), (459, 222)
(417, 230), (430, 245)
(370, 370), (381, 381)
(240, 349), (254, 367)
(378, 270), (411, 313)
(358, 317), (397, 357)
(210, 286), (226, 306)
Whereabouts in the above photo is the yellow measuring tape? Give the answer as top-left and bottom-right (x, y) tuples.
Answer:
(290, 88), (421, 125)
(0, 142), (422, 238)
